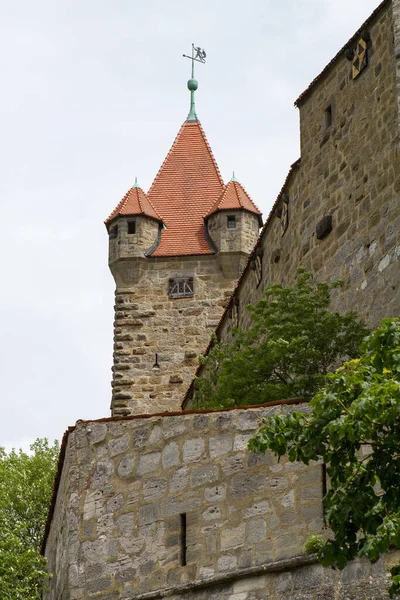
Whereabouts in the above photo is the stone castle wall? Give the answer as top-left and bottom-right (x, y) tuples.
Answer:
(44, 405), (400, 599)
(206, 1), (399, 357)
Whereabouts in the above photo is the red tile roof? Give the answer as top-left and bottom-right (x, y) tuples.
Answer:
(105, 184), (162, 225)
(147, 120), (225, 257)
(294, 0), (389, 107)
(205, 179), (262, 224)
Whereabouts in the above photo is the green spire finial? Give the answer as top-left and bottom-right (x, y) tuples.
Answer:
(231, 171), (238, 182)
(133, 176), (139, 188)
(183, 43), (206, 122)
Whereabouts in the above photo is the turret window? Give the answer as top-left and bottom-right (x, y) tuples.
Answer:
(127, 221), (136, 235)
(109, 225), (118, 239)
(168, 277), (194, 299)
(227, 215), (236, 229)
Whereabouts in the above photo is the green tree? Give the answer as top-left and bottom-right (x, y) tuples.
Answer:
(0, 438), (59, 600)
(193, 270), (368, 409)
(249, 318), (400, 597)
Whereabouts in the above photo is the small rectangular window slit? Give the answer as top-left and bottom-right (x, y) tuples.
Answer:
(324, 105), (332, 128)
(322, 463), (328, 523)
(127, 221), (136, 235)
(180, 513), (187, 566)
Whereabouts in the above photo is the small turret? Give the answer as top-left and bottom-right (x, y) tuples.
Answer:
(205, 175), (262, 258)
(105, 179), (163, 279)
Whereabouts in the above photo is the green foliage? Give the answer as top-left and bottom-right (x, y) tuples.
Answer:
(249, 318), (400, 597)
(193, 270), (368, 409)
(304, 534), (325, 555)
(0, 438), (59, 599)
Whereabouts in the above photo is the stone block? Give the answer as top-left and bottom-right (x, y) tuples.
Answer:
(143, 477), (167, 501)
(138, 503), (159, 526)
(161, 497), (201, 517)
(230, 472), (267, 499)
(205, 484), (227, 502)
(247, 518), (267, 544)
(169, 466), (189, 492)
(137, 452), (161, 475)
(117, 456), (135, 478)
(221, 523), (246, 550)
(182, 438), (205, 462)
(191, 464), (219, 488)
(162, 441), (179, 469)
(218, 554), (238, 572)
(90, 461), (115, 489)
(108, 434), (129, 457)
(202, 505), (221, 520)
(209, 434), (233, 458)
(88, 423), (108, 445)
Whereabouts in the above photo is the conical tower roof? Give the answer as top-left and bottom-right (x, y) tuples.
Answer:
(205, 179), (262, 225)
(105, 181), (162, 225)
(147, 120), (224, 256)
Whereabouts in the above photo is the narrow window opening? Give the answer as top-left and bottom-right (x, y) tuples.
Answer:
(322, 463), (328, 523)
(227, 215), (236, 229)
(180, 513), (187, 566)
(127, 221), (136, 235)
(233, 297), (240, 328)
(109, 225), (118, 239)
(324, 105), (332, 128)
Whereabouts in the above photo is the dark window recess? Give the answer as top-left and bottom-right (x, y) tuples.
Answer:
(316, 215), (333, 240)
(227, 215), (236, 229)
(168, 277), (194, 299)
(272, 249), (281, 264)
(280, 195), (289, 236)
(322, 463), (328, 523)
(324, 105), (332, 128)
(127, 221), (136, 234)
(251, 247), (263, 287)
(180, 513), (187, 566)
(109, 225), (118, 239)
(232, 297), (240, 328)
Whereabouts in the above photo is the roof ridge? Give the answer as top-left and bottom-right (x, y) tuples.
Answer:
(105, 183), (162, 225)
(233, 180), (242, 207)
(235, 179), (262, 215)
(196, 120), (225, 189)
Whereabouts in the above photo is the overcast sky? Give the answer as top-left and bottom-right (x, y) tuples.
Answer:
(0, 0), (381, 450)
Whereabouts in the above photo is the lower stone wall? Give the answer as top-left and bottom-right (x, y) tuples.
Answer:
(43, 403), (400, 599)
(145, 554), (399, 600)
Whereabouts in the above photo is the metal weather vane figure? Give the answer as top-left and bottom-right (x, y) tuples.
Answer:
(194, 47), (206, 63)
(183, 43), (207, 77)
(182, 43), (207, 121)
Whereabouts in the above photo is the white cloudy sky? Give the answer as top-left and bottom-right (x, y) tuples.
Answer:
(0, 0), (380, 450)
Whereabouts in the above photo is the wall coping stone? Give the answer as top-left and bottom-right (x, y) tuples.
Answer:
(130, 554), (318, 599)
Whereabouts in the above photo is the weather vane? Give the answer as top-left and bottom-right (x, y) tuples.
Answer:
(183, 44), (207, 77)
(182, 44), (206, 121)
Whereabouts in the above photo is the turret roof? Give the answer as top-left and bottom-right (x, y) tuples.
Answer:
(205, 179), (262, 224)
(147, 120), (224, 257)
(105, 182), (162, 225)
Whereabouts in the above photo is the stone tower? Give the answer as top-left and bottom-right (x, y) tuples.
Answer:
(105, 76), (262, 417)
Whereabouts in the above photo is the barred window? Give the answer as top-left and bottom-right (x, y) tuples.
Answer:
(227, 215), (236, 229)
(168, 277), (194, 299)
